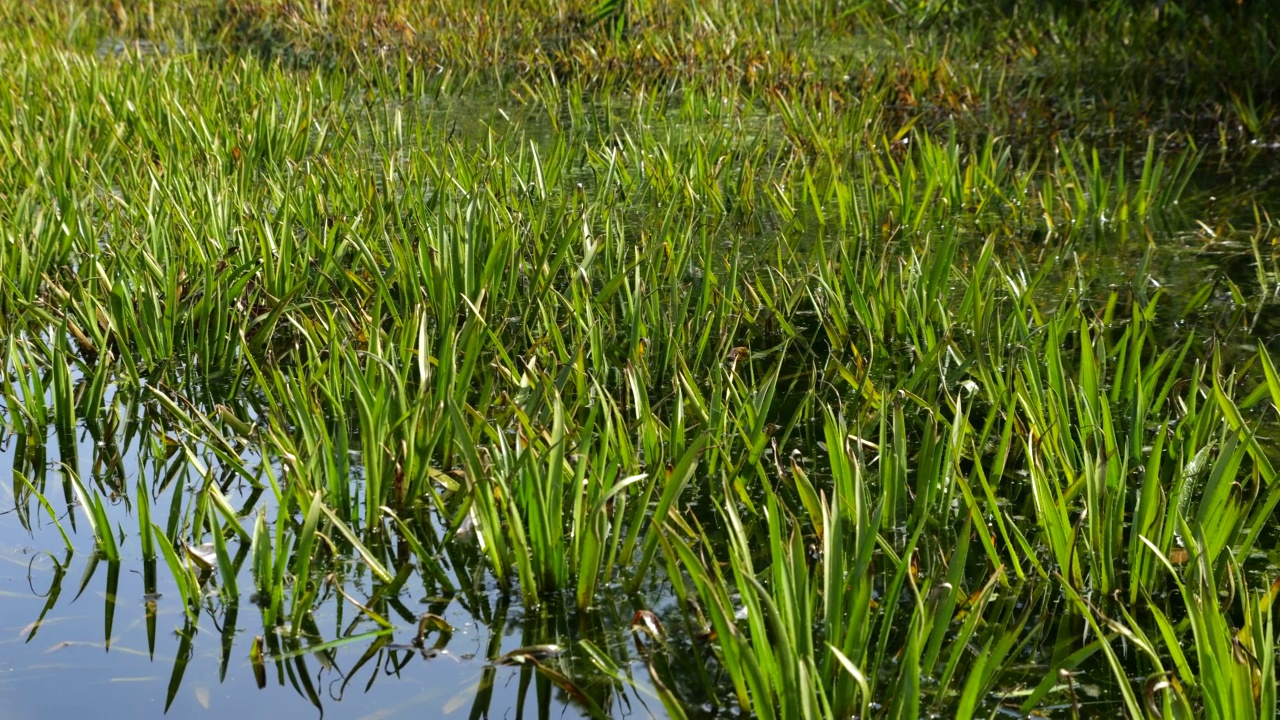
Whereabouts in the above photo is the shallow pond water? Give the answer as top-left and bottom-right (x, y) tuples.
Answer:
(0, 417), (692, 719)
(3, 167), (1280, 717)
(1, 38), (1279, 715)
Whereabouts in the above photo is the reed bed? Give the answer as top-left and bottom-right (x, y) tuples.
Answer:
(1, 0), (1278, 717)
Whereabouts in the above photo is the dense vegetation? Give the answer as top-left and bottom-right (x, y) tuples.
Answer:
(1, 0), (1278, 717)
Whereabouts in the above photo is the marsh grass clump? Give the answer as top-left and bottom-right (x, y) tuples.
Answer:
(0, 0), (1279, 717)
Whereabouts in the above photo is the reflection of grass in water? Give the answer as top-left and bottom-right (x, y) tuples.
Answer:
(0, 1), (1278, 718)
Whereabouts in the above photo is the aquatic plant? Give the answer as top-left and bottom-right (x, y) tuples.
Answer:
(0, 0), (1278, 716)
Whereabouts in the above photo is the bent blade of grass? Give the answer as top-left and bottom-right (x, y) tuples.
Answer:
(317, 504), (393, 584)
(65, 465), (118, 561)
(153, 524), (198, 621)
(1056, 579), (1145, 718)
(16, 471), (72, 553)
(627, 432), (708, 593)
